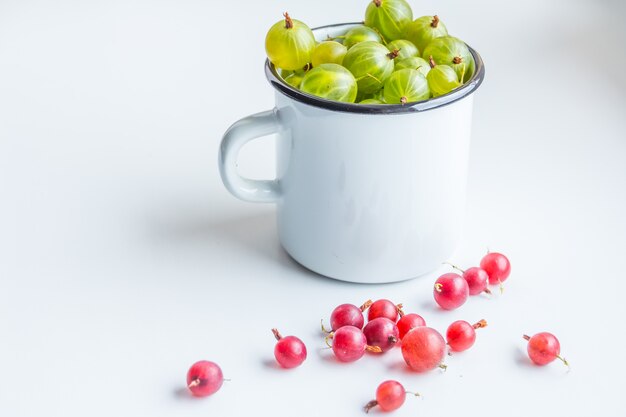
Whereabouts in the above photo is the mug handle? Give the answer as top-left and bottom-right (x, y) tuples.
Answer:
(218, 109), (283, 203)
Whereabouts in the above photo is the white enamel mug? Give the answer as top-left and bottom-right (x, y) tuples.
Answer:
(219, 23), (485, 283)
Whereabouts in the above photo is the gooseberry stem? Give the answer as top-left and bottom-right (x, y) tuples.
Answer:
(360, 299), (373, 312)
(188, 378), (201, 388)
(400, 96), (407, 105)
(556, 354), (570, 368)
(452, 56), (462, 64)
(320, 319), (332, 334)
(272, 328), (283, 341)
(364, 400), (378, 413)
(325, 332), (334, 348)
(283, 12), (293, 29)
(387, 49), (400, 60)
(443, 261), (465, 273)
(373, 0), (382, 6)
(431, 15), (440, 28)
(366, 345), (383, 353)
(472, 319), (488, 329)
(429, 55), (436, 68)
(396, 303), (404, 317)
(523, 334), (531, 341)
(406, 391), (421, 398)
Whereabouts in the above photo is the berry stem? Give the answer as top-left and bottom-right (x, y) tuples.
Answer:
(396, 303), (404, 317)
(452, 56), (462, 64)
(405, 391), (421, 398)
(431, 15), (440, 28)
(188, 378), (201, 388)
(473, 319), (488, 329)
(434, 282), (443, 292)
(443, 261), (465, 273)
(373, 0), (382, 6)
(400, 96), (407, 105)
(364, 400), (378, 413)
(271, 328), (282, 341)
(324, 332), (334, 348)
(387, 49), (400, 60)
(438, 363), (448, 372)
(320, 319), (331, 334)
(556, 354), (570, 369)
(429, 55), (436, 68)
(360, 299), (373, 312)
(365, 345), (383, 353)
(283, 12), (293, 29)
(523, 334), (531, 341)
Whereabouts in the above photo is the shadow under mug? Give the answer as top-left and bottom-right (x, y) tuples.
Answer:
(219, 22), (485, 284)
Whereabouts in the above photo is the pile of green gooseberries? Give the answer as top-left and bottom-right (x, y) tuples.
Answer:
(264, 1), (477, 105)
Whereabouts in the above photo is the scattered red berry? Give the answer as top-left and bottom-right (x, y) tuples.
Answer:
(446, 263), (491, 296)
(363, 317), (399, 353)
(325, 300), (372, 332)
(272, 328), (307, 368)
(401, 326), (447, 372)
(433, 273), (469, 310)
(364, 380), (420, 413)
(368, 299), (403, 322)
(327, 325), (381, 362)
(480, 252), (511, 286)
(462, 267), (491, 295)
(397, 313), (426, 339)
(186, 360), (224, 397)
(524, 332), (569, 368)
(446, 319), (487, 352)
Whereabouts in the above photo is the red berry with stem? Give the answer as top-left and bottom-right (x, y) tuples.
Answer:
(363, 317), (399, 352)
(446, 319), (487, 352)
(445, 262), (491, 295)
(186, 360), (224, 397)
(524, 332), (569, 368)
(364, 380), (420, 413)
(272, 328), (307, 368)
(401, 326), (447, 372)
(326, 325), (381, 362)
(480, 252), (511, 286)
(397, 313), (426, 339)
(368, 299), (403, 322)
(433, 273), (469, 310)
(325, 299), (372, 332)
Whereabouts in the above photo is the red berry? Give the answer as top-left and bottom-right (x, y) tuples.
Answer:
(363, 317), (399, 352)
(433, 273), (469, 310)
(272, 328), (307, 368)
(364, 380), (419, 413)
(397, 313), (426, 339)
(401, 327), (447, 372)
(328, 326), (381, 362)
(446, 319), (487, 352)
(524, 332), (569, 367)
(329, 300), (372, 331)
(186, 360), (223, 397)
(368, 299), (403, 322)
(480, 252), (511, 285)
(462, 267), (491, 295)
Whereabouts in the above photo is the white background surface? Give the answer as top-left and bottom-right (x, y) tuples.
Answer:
(1, 0), (625, 416)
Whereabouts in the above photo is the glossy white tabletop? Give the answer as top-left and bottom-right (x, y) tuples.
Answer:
(1, 0), (625, 416)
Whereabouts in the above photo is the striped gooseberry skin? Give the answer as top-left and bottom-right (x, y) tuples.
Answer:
(343, 41), (398, 95)
(395, 56), (430, 77)
(311, 41), (348, 67)
(364, 0), (414, 41)
(404, 15), (448, 54)
(300, 63), (358, 103)
(342, 25), (383, 49)
(265, 13), (316, 71)
(387, 39), (420, 60)
(426, 60), (461, 97)
(383, 68), (430, 104)
(423, 36), (476, 83)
